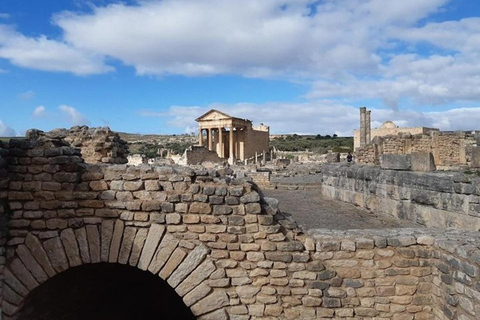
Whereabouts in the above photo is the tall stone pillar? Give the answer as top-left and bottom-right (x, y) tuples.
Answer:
(229, 127), (234, 164)
(208, 128), (213, 151)
(360, 107), (366, 147)
(198, 128), (203, 146)
(366, 110), (371, 144)
(218, 127), (223, 158)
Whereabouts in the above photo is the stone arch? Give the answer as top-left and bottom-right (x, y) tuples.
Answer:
(3, 223), (229, 320)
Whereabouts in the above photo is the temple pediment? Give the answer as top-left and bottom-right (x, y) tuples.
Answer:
(196, 109), (232, 122)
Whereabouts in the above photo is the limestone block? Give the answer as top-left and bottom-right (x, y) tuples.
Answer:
(191, 291), (229, 316)
(411, 152), (436, 172)
(10, 258), (39, 291)
(43, 237), (69, 273)
(108, 220), (124, 263)
(75, 227), (91, 264)
(16, 245), (48, 283)
(118, 227), (137, 264)
(326, 152), (340, 163)
(60, 229), (82, 267)
(4, 268), (29, 297)
(183, 283), (212, 307)
(100, 220), (114, 262)
(25, 233), (56, 277)
(168, 245), (209, 288)
(380, 154), (411, 170)
(86, 225), (101, 263)
(471, 146), (480, 168)
(138, 224), (166, 270)
(176, 260), (216, 296)
(159, 247), (187, 279)
(148, 233), (179, 274)
(129, 228), (148, 266)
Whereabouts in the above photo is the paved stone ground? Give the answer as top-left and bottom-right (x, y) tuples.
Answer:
(262, 189), (423, 231)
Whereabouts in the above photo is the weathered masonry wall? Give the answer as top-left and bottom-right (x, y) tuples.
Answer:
(355, 131), (479, 169)
(1, 136), (480, 319)
(322, 164), (480, 231)
(28, 126), (129, 164)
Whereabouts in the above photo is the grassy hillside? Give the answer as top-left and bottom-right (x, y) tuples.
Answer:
(271, 134), (353, 153)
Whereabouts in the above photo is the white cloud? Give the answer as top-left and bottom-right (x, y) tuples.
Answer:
(162, 104), (480, 136)
(52, 0), (446, 77)
(0, 25), (112, 75)
(1, 0), (479, 113)
(58, 105), (90, 126)
(0, 120), (16, 136)
(32, 105), (47, 118)
(18, 90), (35, 100)
(0, 13), (9, 20)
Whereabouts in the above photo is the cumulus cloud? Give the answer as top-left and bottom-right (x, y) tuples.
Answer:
(159, 104), (480, 135)
(59, 105), (90, 125)
(1, 0), (479, 111)
(0, 25), (112, 75)
(32, 105), (47, 118)
(0, 120), (16, 136)
(52, 0), (447, 78)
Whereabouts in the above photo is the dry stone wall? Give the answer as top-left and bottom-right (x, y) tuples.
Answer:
(355, 131), (479, 169)
(1, 136), (480, 319)
(28, 126), (128, 164)
(322, 164), (480, 230)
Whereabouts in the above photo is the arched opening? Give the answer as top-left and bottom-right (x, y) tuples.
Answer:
(17, 263), (196, 320)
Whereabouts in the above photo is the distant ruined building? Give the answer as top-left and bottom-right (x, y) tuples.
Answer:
(194, 109), (270, 164)
(354, 107), (480, 169)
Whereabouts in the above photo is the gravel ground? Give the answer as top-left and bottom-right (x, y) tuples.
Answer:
(262, 189), (423, 231)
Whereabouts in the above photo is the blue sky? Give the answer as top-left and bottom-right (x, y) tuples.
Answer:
(1, 0), (480, 136)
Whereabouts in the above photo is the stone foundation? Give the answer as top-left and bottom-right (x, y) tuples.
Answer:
(322, 164), (480, 231)
(0, 136), (480, 319)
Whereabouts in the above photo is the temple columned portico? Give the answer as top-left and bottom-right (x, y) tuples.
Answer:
(196, 110), (269, 164)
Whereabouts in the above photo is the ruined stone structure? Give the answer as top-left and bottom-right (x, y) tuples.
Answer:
(354, 108), (438, 151)
(355, 131), (480, 169)
(1, 133), (480, 319)
(28, 126), (129, 164)
(196, 110), (269, 164)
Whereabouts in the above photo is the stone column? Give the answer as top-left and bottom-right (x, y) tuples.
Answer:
(198, 128), (203, 146)
(208, 128), (213, 151)
(218, 127), (223, 158)
(366, 110), (371, 144)
(360, 107), (366, 147)
(229, 127), (234, 164)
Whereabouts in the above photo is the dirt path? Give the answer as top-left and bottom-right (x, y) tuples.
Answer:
(262, 189), (422, 231)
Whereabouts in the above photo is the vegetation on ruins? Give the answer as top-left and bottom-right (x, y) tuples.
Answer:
(270, 134), (353, 153)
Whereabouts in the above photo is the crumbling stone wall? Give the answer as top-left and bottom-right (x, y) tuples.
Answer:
(180, 146), (223, 165)
(322, 164), (480, 230)
(2, 135), (480, 319)
(32, 126), (128, 164)
(0, 141), (9, 316)
(355, 131), (478, 169)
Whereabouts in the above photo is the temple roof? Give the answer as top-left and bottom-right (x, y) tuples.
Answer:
(195, 109), (249, 123)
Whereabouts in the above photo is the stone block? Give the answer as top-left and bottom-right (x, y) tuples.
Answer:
(411, 152), (436, 171)
(379, 154), (411, 170)
(471, 146), (480, 168)
(326, 152), (340, 163)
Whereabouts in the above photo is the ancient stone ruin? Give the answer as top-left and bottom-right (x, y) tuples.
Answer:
(354, 109), (480, 170)
(0, 128), (479, 320)
(196, 109), (270, 164)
